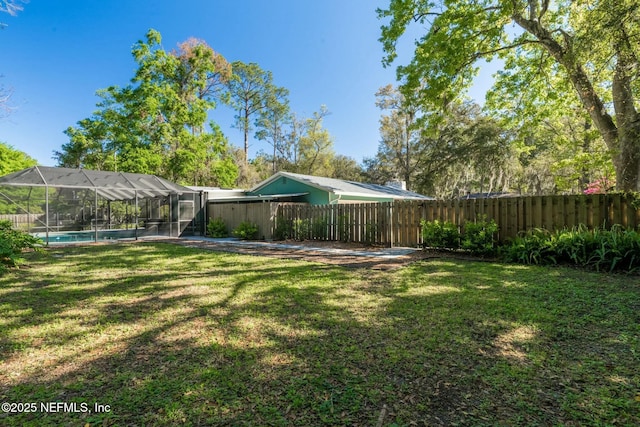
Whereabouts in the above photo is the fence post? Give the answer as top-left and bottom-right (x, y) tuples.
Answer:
(388, 202), (394, 247)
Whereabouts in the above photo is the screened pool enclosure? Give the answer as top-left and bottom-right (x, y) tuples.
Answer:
(0, 166), (205, 245)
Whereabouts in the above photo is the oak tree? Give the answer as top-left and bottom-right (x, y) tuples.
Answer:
(379, 0), (640, 191)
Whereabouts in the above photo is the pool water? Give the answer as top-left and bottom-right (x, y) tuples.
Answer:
(34, 229), (141, 244)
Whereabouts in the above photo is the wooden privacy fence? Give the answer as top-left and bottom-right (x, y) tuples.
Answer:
(273, 194), (640, 247)
(208, 202), (279, 240)
(0, 214), (44, 229)
(275, 203), (396, 246)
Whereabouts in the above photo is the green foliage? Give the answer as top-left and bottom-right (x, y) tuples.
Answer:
(255, 114), (363, 184)
(365, 97), (517, 198)
(275, 216), (330, 242)
(295, 106), (335, 176)
(4, 243), (639, 425)
(363, 223), (378, 246)
(232, 221), (259, 240)
(421, 219), (460, 249)
(337, 215), (350, 243)
(0, 185), (46, 214)
(292, 218), (311, 241)
(461, 216), (498, 255)
(273, 216), (292, 241)
(311, 217), (328, 240)
(502, 226), (640, 273)
(500, 229), (557, 266)
(289, 217), (329, 241)
(0, 142), (37, 176)
(0, 219), (43, 274)
(422, 216), (498, 255)
(206, 217), (228, 238)
(57, 29), (237, 187)
(378, 0), (640, 191)
(255, 84), (291, 174)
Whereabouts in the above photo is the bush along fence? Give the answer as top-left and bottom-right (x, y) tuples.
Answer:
(0, 219), (43, 275)
(272, 193), (640, 247)
(501, 225), (640, 273)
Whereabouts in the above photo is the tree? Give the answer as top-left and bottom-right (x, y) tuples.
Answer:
(277, 112), (305, 170)
(293, 106), (335, 176)
(0, 142), (37, 176)
(0, 0), (23, 16)
(0, 0), (24, 29)
(173, 37), (232, 108)
(256, 105), (354, 179)
(57, 29), (237, 186)
(485, 23), (616, 194)
(1, 0), (26, 115)
(191, 123), (238, 188)
(56, 117), (114, 170)
(231, 149), (272, 188)
(225, 62), (280, 165)
(0, 77), (14, 120)
(255, 86), (291, 173)
(0, 142), (37, 215)
(365, 101), (516, 198)
(379, 0), (640, 191)
(329, 155), (364, 181)
(373, 84), (425, 191)
(409, 103), (516, 198)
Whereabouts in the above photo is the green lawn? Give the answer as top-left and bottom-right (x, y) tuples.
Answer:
(0, 243), (638, 426)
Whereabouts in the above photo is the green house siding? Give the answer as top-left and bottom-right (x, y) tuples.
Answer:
(248, 176), (421, 205)
(251, 175), (414, 204)
(250, 176), (330, 205)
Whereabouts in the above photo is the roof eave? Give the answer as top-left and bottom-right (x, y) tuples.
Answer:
(332, 190), (430, 200)
(251, 171), (335, 194)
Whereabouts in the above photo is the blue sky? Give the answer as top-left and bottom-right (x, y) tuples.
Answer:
(1, 0), (493, 167)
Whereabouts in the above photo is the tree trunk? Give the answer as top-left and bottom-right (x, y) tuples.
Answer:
(513, 11), (640, 191)
(612, 40), (640, 191)
(243, 123), (249, 165)
(579, 120), (591, 190)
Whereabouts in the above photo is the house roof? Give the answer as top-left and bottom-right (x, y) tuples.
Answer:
(251, 171), (433, 201)
(208, 192), (309, 203)
(462, 192), (518, 199)
(0, 166), (195, 201)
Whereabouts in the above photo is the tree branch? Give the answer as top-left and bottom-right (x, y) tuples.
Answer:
(457, 39), (541, 73)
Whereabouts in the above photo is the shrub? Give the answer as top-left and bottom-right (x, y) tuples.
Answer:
(207, 218), (228, 238)
(274, 217), (293, 240)
(0, 219), (43, 274)
(292, 218), (312, 241)
(501, 225), (640, 273)
(312, 217), (329, 240)
(461, 216), (499, 255)
(421, 219), (460, 249)
(363, 223), (378, 246)
(501, 229), (557, 265)
(586, 226), (640, 272)
(232, 221), (259, 240)
(338, 215), (350, 242)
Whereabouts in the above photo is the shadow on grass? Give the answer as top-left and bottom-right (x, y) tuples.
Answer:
(0, 243), (638, 426)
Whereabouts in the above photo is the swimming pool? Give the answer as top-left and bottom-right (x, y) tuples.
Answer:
(34, 229), (142, 244)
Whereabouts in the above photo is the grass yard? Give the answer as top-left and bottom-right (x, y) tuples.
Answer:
(0, 243), (638, 426)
